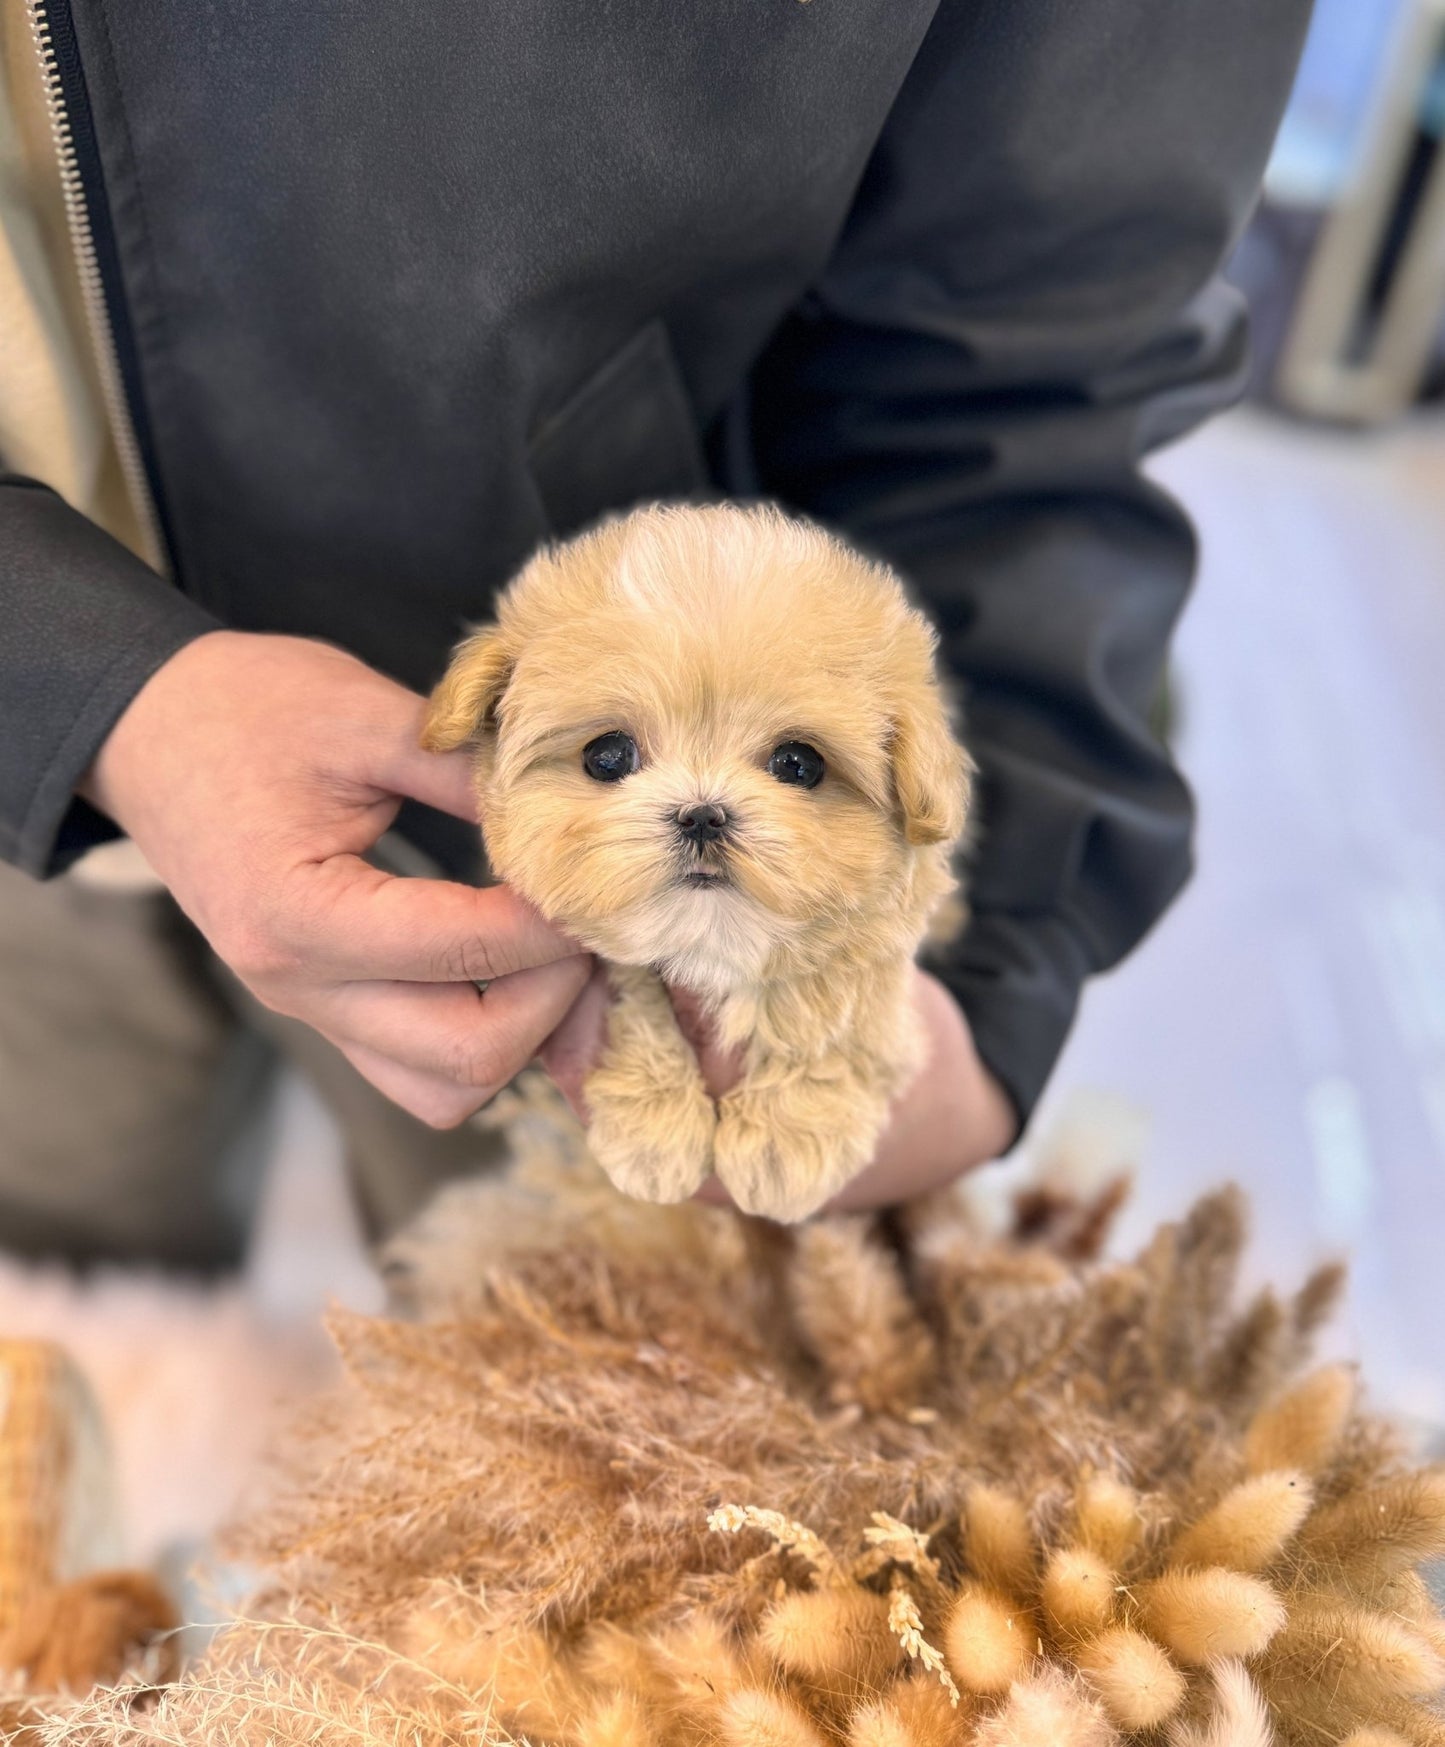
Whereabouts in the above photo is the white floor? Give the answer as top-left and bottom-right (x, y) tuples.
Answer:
(5, 404), (1445, 1572)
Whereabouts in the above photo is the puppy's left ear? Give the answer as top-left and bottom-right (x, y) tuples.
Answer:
(421, 627), (513, 751)
(891, 700), (972, 846)
(889, 619), (973, 846)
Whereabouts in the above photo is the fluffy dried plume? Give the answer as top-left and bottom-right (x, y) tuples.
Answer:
(1072, 1478), (1144, 1571)
(1166, 1471), (1315, 1573)
(971, 1665), (1118, 1747)
(1039, 1549), (1116, 1641)
(1135, 1568), (1288, 1665)
(848, 1676), (970, 1747)
(1296, 1472), (1445, 1588)
(1258, 1605), (1445, 1728)
(576, 1691), (655, 1747)
(790, 1222), (936, 1415)
(962, 1487), (1035, 1599)
(1074, 1627), (1187, 1730)
(1166, 1659), (1274, 1747)
(759, 1586), (903, 1689)
(942, 1584), (1032, 1695)
(719, 1689), (830, 1747)
(1244, 1365), (1356, 1476)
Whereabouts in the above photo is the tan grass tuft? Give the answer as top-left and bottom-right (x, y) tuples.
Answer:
(1040, 1548), (1116, 1640)
(719, 1688), (831, 1747)
(1296, 1472), (1445, 1586)
(1166, 1659), (1273, 1747)
(942, 1583), (1031, 1695)
(1073, 1477), (1144, 1570)
(963, 1486), (1036, 1598)
(399, 1600), (583, 1736)
(1074, 1627), (1186, 1729)
(1375, 1703), (1445, 1747)
(790, 1222), (937, 1415)
(760, 1585), (903, 1688)
(1167, 1470), (1314, 1572)
(1244, 1364), (1356, 1476)
(577, 1691), (656, 1747)
(1260, 1607), (1445, 1718)
(645, 1616), (761, 1717)
(849, 1695), (915, 1747)
(847, 1676), (971, 1747)
(971, 1664), (1118, 1747)
(1209, 1289), (1290, 1416)
(1136, 1567), (1287, 1665)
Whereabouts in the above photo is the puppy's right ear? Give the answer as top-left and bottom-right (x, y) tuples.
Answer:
(421, 627), (513, 751)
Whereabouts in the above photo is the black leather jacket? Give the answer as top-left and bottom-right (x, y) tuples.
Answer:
(0, 0), (1311, 1123)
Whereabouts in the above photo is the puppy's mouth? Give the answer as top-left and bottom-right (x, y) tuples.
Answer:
(679, 863), (730, 889)
(676, 845), (731, 889)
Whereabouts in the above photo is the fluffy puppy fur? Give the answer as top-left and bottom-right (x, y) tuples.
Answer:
(423, 503), (971, 1219)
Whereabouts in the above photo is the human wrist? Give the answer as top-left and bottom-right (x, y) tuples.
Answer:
(77, 629), (247, 830)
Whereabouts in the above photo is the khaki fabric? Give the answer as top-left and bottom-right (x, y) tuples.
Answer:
(0, 0), (145, 557)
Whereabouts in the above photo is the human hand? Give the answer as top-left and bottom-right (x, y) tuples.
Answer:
(541, 964), (1017, 1213)
(80, 631), (592, 1126)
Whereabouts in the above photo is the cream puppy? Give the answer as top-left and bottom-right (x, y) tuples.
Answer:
(423, 503), (971, 1221)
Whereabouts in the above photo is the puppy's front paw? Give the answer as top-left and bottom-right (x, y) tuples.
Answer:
(582, 964), (716, 1204)
(583, 1069), (719, 1208)
(713, 1081), (882, 1222)
(584, 1067), (715, 1204)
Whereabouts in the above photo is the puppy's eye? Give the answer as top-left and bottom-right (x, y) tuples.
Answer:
(582, 732), (640, 783)
(768, 741), (825, 789)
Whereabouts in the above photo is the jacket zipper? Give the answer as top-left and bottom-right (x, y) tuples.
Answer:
(24, 0), (167, 573)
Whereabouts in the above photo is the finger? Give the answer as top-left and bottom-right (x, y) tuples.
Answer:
(316, 954), (593, 1085)
(331, 1037), (493, 1129)
(362, 693), (481, 824)
(536, 960), (613, 1119)
(291, 857), (580, 982)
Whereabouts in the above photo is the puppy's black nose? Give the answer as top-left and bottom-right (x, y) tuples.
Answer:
(677, 802), (729, 845)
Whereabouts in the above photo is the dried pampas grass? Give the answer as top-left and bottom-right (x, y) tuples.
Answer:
(12, 1086), (1445, 1747)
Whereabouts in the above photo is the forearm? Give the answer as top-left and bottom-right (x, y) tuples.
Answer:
(0, 474), (219, 876)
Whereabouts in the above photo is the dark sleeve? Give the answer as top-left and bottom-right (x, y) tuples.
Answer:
(739, 0), (1312, 1128)
(0, 474), (220, 877)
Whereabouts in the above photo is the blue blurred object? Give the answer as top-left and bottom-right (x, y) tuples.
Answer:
(1268, 0), (1411, 203)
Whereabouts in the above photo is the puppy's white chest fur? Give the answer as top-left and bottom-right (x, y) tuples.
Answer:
(607, 884), (789, 1000)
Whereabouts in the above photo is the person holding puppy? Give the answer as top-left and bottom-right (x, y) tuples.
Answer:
(0, 0), (1311, 1263)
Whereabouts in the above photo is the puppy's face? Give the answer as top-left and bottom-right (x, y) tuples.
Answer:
(424, 505), (970, 993)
